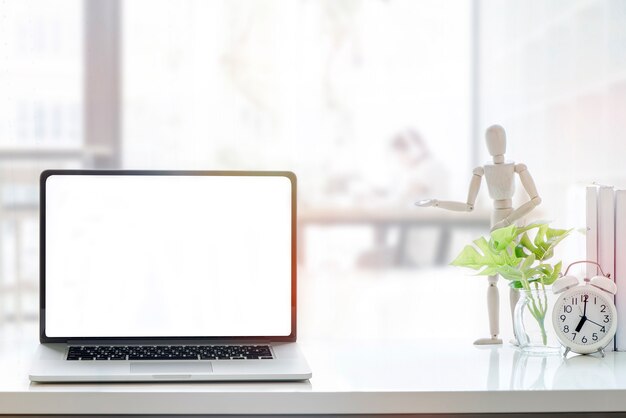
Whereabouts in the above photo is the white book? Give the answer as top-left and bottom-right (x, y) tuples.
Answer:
(597, 185), (615, 351)
(586, 186), (599, 278)
(598, 186), (615, 280)
(615, 190), (626, 350)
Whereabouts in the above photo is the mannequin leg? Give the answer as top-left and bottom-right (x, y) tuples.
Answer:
(474, 275), (502, 345)
(474, 204), (513, 345)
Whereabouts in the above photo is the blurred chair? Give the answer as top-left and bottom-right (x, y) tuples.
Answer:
(0, 147), (111, 325)
(0, 163), (40, 324)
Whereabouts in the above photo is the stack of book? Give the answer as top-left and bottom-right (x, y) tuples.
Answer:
(587, 185), (626, 351)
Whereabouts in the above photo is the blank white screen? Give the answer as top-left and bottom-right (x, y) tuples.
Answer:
(45, 174), (293, 337)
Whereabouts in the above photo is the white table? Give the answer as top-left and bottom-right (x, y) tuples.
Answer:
(2, 324), (626, 415)
(2, 267), (625, 416)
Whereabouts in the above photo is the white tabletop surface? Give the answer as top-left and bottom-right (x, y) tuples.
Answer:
(2, 326), (626, 415)
(2, 267), (626, 415)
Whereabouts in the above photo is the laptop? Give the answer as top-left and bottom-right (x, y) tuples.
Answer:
(29, 170), (311, 382)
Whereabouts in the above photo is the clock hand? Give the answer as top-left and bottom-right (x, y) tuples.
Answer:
(585, 317), (606, 328)
(583, 296), (587, 317)
(575, 315), (587, 333)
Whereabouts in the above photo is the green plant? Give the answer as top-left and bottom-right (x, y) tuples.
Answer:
(451, 221), (572, 345)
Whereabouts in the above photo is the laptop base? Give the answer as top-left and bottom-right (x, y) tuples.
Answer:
(30, 342), (311, 382)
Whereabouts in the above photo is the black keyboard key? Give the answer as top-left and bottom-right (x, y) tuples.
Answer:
(67, 344), (273, 360)
(147, 355), (175, 360)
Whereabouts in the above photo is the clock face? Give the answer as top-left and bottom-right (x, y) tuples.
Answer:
(552, 287), (617, 354)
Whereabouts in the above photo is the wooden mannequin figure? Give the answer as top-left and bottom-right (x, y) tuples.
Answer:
(416, 125), (541, 345)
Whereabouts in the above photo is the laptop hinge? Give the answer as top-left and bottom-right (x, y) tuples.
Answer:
(67, 338), (274, 346)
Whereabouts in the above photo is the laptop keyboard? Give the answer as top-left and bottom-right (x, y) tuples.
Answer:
(66, 345), (273, 361)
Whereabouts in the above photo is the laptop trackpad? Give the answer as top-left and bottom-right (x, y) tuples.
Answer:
(130, 362), (213, 374)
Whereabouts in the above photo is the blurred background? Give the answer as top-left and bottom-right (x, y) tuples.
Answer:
(0, 0), (625, 342)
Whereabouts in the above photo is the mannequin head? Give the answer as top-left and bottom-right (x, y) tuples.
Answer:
(485, 124), (506, 163)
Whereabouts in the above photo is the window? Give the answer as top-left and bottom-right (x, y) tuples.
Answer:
(0, 0), (83, 322)
(4, 1), (624, 340)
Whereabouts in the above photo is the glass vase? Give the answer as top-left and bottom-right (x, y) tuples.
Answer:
(513, 287), (561, 354)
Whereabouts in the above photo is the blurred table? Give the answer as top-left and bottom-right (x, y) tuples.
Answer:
(298, 206), (490, 266)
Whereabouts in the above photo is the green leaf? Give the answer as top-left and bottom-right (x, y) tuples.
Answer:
(473, 236), (495, 259)
(450, 245), (485, 270)
(522, 253), (536, 269)
(534, 224), (548, 248)
(515, 245), (529, 258)
(450, 237), (521, 272)
(536, 228), (573, 261)
(546, 227), (570, 240)
(490, 224), (517, 251)
(451, 221), (571, 289)
(477, 266), (499, 276)
(519, 232), (542, 258)
(543, 260), (562, 285)
(515, 221), (551, 235)
(495, 265), (523, 281)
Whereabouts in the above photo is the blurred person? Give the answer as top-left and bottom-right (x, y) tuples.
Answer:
(383, 128), (448, 203)
(356, 128), (449, 268)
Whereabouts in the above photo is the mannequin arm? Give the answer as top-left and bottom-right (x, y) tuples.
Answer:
(492, 164), (541, 229)
(415, 167), (483, 212)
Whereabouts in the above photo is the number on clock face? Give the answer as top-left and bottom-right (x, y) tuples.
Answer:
(555, 290), (612, 345)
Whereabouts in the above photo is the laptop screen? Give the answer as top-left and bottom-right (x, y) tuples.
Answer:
(41, 171), (295, 340)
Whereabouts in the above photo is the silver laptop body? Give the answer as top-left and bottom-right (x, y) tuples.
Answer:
(30, 170), (311, 382)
